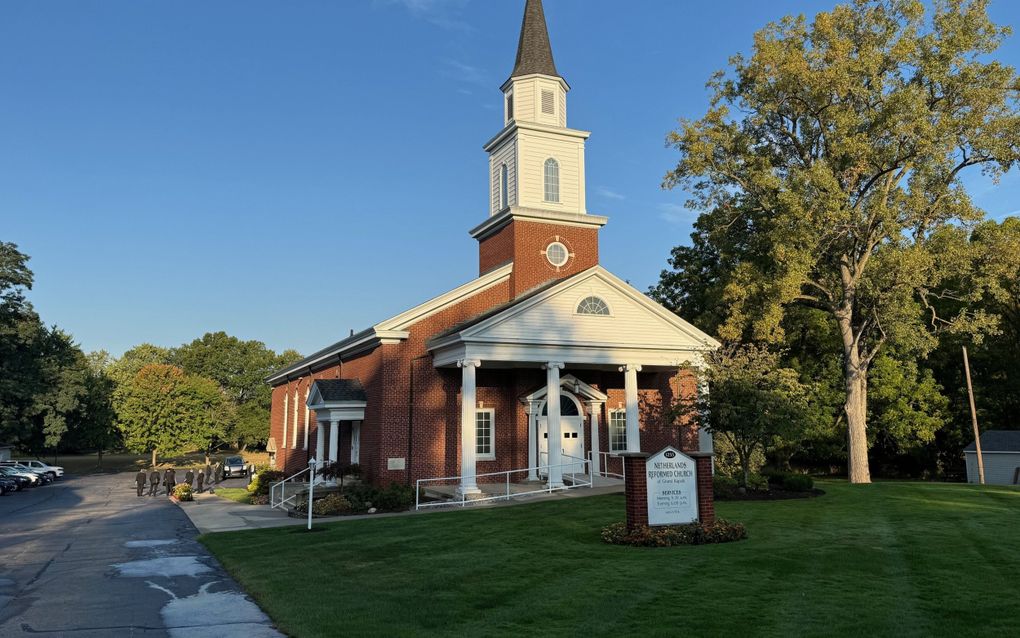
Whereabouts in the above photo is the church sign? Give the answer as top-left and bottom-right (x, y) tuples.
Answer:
(645, 446), (699, 525)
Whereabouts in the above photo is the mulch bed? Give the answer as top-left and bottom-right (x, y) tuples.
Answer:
(716, 488), (825, 501)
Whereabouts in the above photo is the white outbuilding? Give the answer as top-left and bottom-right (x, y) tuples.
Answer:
(965, 430), (1020, 485)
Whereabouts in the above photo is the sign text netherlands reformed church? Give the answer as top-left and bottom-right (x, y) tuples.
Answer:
(646, 446), (699, 525)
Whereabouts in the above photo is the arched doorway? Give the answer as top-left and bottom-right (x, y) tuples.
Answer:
(537, 390), (585, 476)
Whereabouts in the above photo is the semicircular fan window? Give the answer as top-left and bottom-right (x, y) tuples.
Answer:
(576, 296), (610, 316)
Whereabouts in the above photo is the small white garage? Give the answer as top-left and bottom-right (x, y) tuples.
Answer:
(965, 430), (1020, 485)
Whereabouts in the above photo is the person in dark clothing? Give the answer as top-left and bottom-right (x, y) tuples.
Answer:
(184, 468), (194, 488)
(195, 469), (205, 493)
(135, 470), (147, 497)
(149, 470), (160, 496)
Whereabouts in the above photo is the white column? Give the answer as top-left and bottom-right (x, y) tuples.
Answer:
(315, 419), (325, 466)
(526, 401), (539, 481)
(350, 421), (361, 464)
(588, 401), (603, 475)
(620, 364), (642, 452)
(458, 359), (482, 495)
(328, 418), (339, 464)
(697, 374), (713, 454)
(544, 362), (565, 488)
(303, 390), (310, 450)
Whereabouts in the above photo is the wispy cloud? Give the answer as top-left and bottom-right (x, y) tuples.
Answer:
(440, 58), (489, 87)
(596, 186), (625, 201)
(658, 202), (695, 226)
(375, 0), (474, 32)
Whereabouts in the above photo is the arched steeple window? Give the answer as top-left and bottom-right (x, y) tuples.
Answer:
(544, 158), (559, 203)
(499, 164), (509, 210)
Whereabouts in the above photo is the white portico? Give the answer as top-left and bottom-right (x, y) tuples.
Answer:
(306, 379), (367, 468)
(428, 265), (719, 496)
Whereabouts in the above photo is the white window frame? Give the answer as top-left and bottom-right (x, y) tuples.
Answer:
(576, 295), (612, 316)
(609, 409), (627, 453)
(292, 390), (299, 448)
(505, 90), (514, 124)
(476, 409), (495, 461)
(545, 241), (569, 268)
(303, 389), (310, 450)
(499, 163), (509, 210)
(282, 393), (289, 449)
(544, 158), (560, 203)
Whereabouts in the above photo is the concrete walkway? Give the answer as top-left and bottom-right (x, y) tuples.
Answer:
(180, 483), (624, 534)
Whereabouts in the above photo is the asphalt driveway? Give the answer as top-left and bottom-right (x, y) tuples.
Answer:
(0, 472), (282, 637)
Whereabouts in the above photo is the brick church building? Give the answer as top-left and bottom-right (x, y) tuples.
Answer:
(266, 0), (718, 495)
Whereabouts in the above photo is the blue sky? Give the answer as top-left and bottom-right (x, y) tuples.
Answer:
(3, 0), (1019, 357)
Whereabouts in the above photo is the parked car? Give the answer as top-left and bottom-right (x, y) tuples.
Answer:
(0, 462), (52, 485)
(0, 466), (35, 488)
(15, 459), (63, 478)
(0, 476), (18, 494)
(222, 456), (248, 478)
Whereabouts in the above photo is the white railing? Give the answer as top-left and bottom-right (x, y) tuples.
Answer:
(270, 466), (314, 510)
(587, 450), (624, 479)
(415, 458), (593, 510)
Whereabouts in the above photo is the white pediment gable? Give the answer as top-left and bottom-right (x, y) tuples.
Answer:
(459, 267), (719, 352)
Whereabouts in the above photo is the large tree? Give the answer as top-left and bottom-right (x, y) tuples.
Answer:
(171, 332), (302, 449)
(116, 363), (228, 467)
(662, 0), (1020, 482)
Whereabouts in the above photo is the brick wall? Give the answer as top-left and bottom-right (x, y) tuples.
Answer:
(476, 219), (599, 296)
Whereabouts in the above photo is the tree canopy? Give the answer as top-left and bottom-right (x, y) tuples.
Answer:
(660, 0), (1020, 482)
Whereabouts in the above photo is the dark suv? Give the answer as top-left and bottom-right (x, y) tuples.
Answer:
(222, 456), (247, 478)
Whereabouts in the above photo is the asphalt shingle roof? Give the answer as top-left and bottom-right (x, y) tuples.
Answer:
(312, 379), (366, 403)
(510, 0), (561, 81)
(964, 430), (1020, 452)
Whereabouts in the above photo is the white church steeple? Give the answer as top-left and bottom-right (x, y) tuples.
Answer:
(482, 0), (591, 218)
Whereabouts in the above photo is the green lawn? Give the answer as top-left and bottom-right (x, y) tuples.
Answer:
(201, 481), (1020, 637)
(214, 487), (253, 504)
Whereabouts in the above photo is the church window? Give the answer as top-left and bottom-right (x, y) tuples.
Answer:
(542, 90), (555, 115)
(499, 164), (509, 210)
(541, 396), (580, 416)
(545, 241), (569, 268)
(506, 93), (514, 122)
(544, 158), (559, 202)
(476, 409), (495, 460)
(609, 410), (627, 453)
(282, 393), (289, 449)
(577, 296), (610, 316)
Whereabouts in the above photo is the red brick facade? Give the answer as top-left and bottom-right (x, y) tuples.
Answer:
(477, 218), (600, 295)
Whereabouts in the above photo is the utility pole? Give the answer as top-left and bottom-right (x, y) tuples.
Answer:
(962, 347), (984, 485)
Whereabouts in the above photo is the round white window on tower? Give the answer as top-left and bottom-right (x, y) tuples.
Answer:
(545, 241), (569, 268)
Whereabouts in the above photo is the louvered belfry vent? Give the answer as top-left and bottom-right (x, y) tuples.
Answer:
(542, 90), (555, 114)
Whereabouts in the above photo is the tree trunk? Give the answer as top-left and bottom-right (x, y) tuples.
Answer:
(98, 449), (103, 469)
(151, 448), (157, 469)
(837, 309), (872, 484)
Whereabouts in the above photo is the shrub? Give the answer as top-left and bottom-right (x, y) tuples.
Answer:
(312, 494), (353, 516)
(766, 472), (814, 492)
(247, 470), (285, 496)
(172, 483), (194, 501)
(250, 493), (270, 506)
(713, 474), (739, 499)
(602, 519), (747, 547)
(374, 482), (414, 511)
(781, 474), (814, 492)
(340, 482), (414, 513)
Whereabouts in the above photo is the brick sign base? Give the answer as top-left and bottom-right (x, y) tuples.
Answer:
(620, 451), (715, 530)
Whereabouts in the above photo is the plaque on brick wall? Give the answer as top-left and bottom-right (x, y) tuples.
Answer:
(387, 457), (406, 470)
(646, 446), (699, 525)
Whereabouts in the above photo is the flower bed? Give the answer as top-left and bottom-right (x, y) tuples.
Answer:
(601, 519), (747, 547)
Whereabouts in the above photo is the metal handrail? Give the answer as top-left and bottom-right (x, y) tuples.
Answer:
(587, 450), (624, 479)
(270, 466), (312, 510)
(415, 458), (594, 510)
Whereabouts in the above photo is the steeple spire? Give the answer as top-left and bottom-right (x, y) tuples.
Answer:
(510, 0), (561, 81)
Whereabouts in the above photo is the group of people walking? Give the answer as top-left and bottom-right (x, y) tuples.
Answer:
(134, 462), (224, 497)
